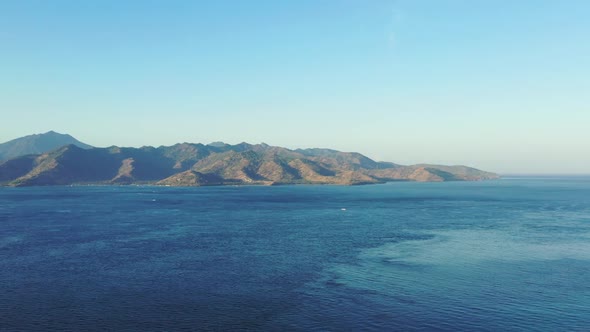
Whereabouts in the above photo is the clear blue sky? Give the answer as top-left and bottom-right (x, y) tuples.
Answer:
(1, 0), (589, 174)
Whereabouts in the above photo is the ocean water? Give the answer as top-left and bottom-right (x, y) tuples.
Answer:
(1, 177), (589, 331)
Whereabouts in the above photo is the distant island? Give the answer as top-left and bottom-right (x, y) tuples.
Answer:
(0, 131), (499, 187)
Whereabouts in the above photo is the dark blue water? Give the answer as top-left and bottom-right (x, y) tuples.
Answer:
(1, 178), (590, 331)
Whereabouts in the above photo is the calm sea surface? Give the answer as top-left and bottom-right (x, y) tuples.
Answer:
(1, 177), (589, 331)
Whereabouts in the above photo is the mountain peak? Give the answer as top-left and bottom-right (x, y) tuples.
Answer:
(0, 131), (93, 161)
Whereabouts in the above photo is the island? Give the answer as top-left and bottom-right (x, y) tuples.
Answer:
(0, 139), (499, 187)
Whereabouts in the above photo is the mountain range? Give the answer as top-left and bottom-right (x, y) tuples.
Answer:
(0, 132), (499, 187)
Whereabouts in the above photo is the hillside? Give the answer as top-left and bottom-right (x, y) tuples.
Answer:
(0, 139), (499, 187)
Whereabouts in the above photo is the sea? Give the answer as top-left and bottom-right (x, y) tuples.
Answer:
(1, 177), (589, 331)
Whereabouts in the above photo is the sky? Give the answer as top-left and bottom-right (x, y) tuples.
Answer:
(1, 0), (589, 174)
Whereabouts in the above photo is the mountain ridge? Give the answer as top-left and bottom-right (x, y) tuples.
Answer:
(0, 134), (499, 187)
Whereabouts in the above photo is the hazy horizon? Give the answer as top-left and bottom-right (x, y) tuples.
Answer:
(1, 1), (589, 174)
(3, 130), (590, 176)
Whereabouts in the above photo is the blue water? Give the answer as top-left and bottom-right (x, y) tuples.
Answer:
(1, 178), (590, 331)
